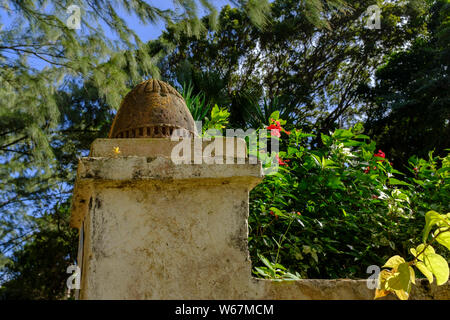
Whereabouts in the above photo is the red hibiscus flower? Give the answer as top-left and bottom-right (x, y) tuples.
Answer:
(374, 150), (385, 158)
(267, 124), (281, 130)
(276, 154), (288, 166)
(266, 120), (290, 136)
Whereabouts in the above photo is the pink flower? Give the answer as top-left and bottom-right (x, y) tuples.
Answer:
(270, 129), (281, 137)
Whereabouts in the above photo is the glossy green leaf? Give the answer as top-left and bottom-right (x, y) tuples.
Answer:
(321, 134), (332, 146)
(269, 111), (280, 121)
(388, 178), (411, 186)
(423, 253), (449, 285)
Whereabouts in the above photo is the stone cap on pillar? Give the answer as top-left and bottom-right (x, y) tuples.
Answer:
(108, 79), (197, 139)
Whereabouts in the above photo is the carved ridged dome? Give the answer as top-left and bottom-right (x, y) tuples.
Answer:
(108, 79), (196, 139)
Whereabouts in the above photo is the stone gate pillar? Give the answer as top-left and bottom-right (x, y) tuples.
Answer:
(70, 80), (263, 299)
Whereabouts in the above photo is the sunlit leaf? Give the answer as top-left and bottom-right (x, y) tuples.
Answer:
(394, 289), (409, 300)
(423, 211), (446, 242)
(415, 262), (434, 283)
(386, 263), (410, 291)
(409, 266), (416, 285)
(423, 253), (449, 286)
(434, 228), (450, 251)
(383, 255), (405, 269)
(410, 244), (435, 261)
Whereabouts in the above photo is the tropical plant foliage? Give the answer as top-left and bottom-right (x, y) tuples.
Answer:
(249, 114), (449, 281)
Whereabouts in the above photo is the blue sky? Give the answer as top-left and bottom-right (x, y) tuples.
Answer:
(110, 1), (174, 42)
(106, 0), (235, 42)
(0, 1), (235, 41)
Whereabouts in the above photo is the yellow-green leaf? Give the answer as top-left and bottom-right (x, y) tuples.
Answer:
(415, 261), (434, 283)
(383, 255), (406, 269)
(378, 269), (393, 291)
(423, 253), (449, 286)
(410, 244), (435, 261)
(394, 289), (409, 300)
(386, 263), (410, 291)
(423, 211), (446, 242)
(409, 266), (416, 285)
(435, 228), (450, 251)
(436, 213), (450, 228)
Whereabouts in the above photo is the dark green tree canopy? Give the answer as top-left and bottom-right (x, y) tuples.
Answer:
(363, 0), (450, 167)
(157, 0), (428, 134)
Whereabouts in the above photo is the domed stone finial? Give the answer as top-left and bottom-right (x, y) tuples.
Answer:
(108, 79), (196, 139)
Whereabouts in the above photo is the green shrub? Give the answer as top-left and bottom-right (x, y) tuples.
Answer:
(249, 118), (450, 279)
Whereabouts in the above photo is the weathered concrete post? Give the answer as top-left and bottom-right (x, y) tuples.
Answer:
(70, 79), (263, 299)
